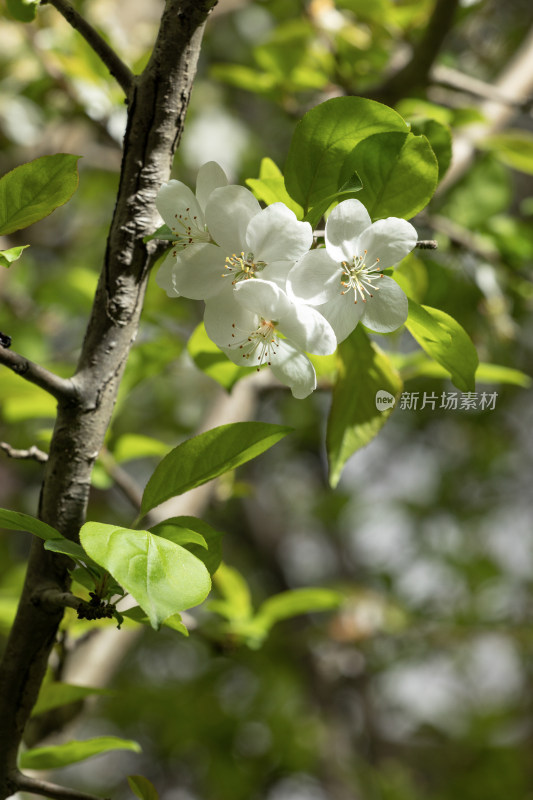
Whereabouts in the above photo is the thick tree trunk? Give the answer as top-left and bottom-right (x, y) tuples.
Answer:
(0, 2), (217, 794)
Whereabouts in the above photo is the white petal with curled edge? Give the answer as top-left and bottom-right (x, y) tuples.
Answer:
(287, 249), (342, 306)
(155, 250), (181, 297)
(357, 217), (417, 270)
(278, 301), (337, 356)
(246, 203), (312, 263)
(156, 181), (203, 232)
(325, 199), (372, 263)
(233, 279), (292, 321)
(316, 292), (365, 344)
(195, 161), (228, 212)
(360, 276), (408, 333)
(205, 185), (261, 254)
(171, 243), (226, 300)
(204, 289), (258, 352)
(269, 340), (317, 399)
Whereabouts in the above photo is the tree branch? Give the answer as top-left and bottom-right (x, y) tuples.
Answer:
(0, 345), (78, 402)
(0, 441), (49, 463)
(13, 772), (109, 800)
(41, 0), (134, 100)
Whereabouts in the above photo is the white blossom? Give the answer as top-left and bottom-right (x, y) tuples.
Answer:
(288, 199), (417, 342)
(204, 279), (337, 399)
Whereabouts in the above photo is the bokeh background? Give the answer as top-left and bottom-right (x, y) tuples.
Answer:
(1, 1), (533, 798)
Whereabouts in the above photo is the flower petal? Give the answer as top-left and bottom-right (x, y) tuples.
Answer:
(278, 302), (337, 356)
(205, 185), (261, 253)
(156, 181), (203, 233)
(246, 203), (312, 263)
(360, 276), (408, 333)
(287, 249), (342, 305)
(233, 278), (292, 321)
(325, 199), (372, 262)
(316, 292), (365, 344)
(357, 217), (417, 270)
(269, 340), (317, 399)
(155, 250), (181, 297)
(172, 243), (226, 300)
(259, 260), (293, 290)
(195, 161), (228, 212)
(204, 289), (258, 353)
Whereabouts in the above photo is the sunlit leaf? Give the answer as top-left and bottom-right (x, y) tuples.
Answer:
(140, 422), (292, 516)
(327, 327), (403, 488)
(150, 516), (224, 576)
(0, 154), (80, 236)
(187, 322), (250, 391)
(19, 736), (141, 769)
(0, 245), (29, 268)
(80, 522), (211, 629)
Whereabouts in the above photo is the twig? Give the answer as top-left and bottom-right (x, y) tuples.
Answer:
(98, 448), (143, 511)
(415, 240), (438, 250)
(13, 771), (109, 800)
(431, 64), (533, 112)
(34, 590), (83, 612)
(41, 0), (134, 100)
(0, 442), (49, 463)
(0, 346), (78, 402)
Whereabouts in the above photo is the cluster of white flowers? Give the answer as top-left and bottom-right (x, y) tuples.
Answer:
(155, 162), (417, 398)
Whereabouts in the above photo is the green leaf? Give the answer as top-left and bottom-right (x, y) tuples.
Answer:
(187, 322), (250, 391)
(209, 562), (253, 622)
(405, 300), (479, 392)
(284, 96), (408, 212)
(409, 117), (452, 180)
(479, 129), (533, 175)
(346, 131), (438, 219)
(5, 0), (38, 22)
(0, 245), (29, 268)
(393, 253), (429, 303)
(121, 606), (189, 636)
(140, 421), (292, 516)
(246, 158), (303, 218)
(475, 362), (531, 387)
(255, 588), (343, 628)
(0, 509), (63, 541)
(327, 327), (403, 488)
(150, 516), (224, 576)
(392, 351), (531, 388)
(79, 522), (211, 629)
(303, 172), (364, 230)
(32, 682), (110, 717)
(19, 736), (141, 770)
(0, 154), (80, 236)
(43, 539), (89, 560)
(128, 775), (160, 800)
(113, 434), (171, 464)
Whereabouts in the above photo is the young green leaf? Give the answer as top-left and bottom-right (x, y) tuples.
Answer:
(209, 562), (253, 622)
(140, 422), (292, 516)
(80, 522), (211, 629)
(406, 300), (479, 392)
(19, 736), (141, 770)
(346, 131), (438, 219)
(0, 154), (81, 236)
(409, 118), (452, 180)
(255, 588), (343, 628)
(121, 606), (189, 636)
(0, 509), (63, 541)
(0, 245), (29, 268)
(327, 327), (403, 488)
(246, 157), (303, 218)
(284, 96), (408, 212)
(128, 775), (160, 800)
(150, 516), (224, 576)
